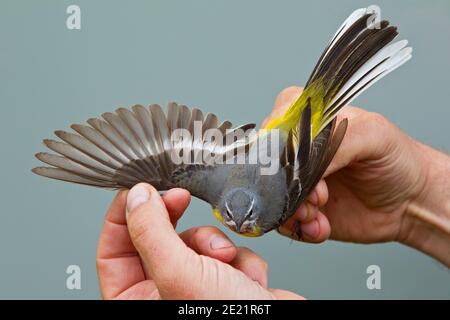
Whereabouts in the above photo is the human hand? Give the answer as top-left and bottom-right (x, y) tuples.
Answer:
(96, 183), (304, 299)
(268, 87), (450, 266)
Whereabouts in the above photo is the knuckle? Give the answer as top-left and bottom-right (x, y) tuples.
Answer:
(279, 85), (303, 96)
(275, 86), (303, 106)
(366, 111), (389, 129)
(275, 86), (303, 103)
(350, 111), (391, 139)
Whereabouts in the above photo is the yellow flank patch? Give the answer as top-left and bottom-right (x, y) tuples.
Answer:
(213, 208), (223, 223)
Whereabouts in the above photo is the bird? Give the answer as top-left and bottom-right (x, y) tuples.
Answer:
(33, 7), (412, 238)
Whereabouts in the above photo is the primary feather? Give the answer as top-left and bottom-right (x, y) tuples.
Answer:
(33, 103), (255, 190)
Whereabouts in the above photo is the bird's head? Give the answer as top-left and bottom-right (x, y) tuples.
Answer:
(214, 188), (263, 237)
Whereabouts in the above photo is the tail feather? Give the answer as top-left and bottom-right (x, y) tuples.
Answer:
(309, 8), (368, 82)
(265, 6), (412, 140)
(324, 43), (412, 127)
(307, 10), (374, 87)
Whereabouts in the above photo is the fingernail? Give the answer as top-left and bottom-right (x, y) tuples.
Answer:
(210, 236), (233, 250)
(127, 185), (150, 213)
(301, 220), (320, 239)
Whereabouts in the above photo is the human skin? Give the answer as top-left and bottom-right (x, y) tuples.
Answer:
(272, 87), (450, 267)
(96, 87), (450, 299)
(96, 185), (303, 299)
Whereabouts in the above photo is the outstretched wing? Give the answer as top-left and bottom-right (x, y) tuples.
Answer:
(33, 102), (255, 205)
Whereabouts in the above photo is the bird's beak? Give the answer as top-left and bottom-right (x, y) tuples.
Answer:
(235, 220), (243, 233)
(212, 208), (262, 237)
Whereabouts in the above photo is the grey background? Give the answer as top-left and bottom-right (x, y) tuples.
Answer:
(1, 0), (449, 299)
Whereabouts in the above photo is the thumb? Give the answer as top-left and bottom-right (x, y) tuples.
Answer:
(261, 86), (303, 128)
(125, 183), (196, 297)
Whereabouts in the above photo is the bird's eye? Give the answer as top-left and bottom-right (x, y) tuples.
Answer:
(226, 208), (233, 219)
(246, 209), (254, 220)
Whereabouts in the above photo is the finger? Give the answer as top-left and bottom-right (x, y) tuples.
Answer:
(285, 180), (328, 224)
(98, 191), (136, 259)
(306, 180), (328, 207)
(278, 211), (331, 243)
(97, 190), (146, 299)
(103, 189), (129, 225)
(269, 288), (305, 300)
(291, 202), (319, 224)
(179, 226), (237, 263)
(162, 188), (191, 227)
(272, 86), (304, 111)
(261, 86), (304, 127)
(300, 212), (331, 243)
(125, 183), (196, 298)
(324, 107), (393, 177)
(230, 247), (269, 289)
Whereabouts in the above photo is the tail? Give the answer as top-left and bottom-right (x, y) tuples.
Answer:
(264, 7), (412, 139)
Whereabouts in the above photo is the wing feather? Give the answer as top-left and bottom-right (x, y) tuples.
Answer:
(33, 103), (255, 200)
